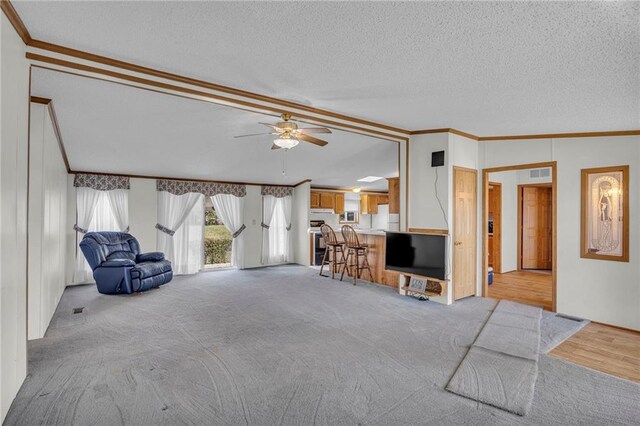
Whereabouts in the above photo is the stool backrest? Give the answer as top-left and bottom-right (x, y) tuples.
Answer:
(320, 224), (339, 245)
(341, 225), (361, 248)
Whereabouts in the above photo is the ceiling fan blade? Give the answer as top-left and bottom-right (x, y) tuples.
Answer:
(297, 133), (328, 147)
(296, 127), (332, 134)
(271, 143), (282, 150)
(234, 132), (276, 138)
(259, 123), (284, 132)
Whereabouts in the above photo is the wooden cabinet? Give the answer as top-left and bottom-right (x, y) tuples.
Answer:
(320, 192), (335, 209)
(310, 191), (320, 208)
(360, 194), (379, 215)
(377, 195), (389, 205)
(334, 193), (345, 214)
(387, 177), (400, 214)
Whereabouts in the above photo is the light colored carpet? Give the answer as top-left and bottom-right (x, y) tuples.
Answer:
(540, 311), (589, 353)
(5, 266), (639, 425)
(446, 300), (542, 416)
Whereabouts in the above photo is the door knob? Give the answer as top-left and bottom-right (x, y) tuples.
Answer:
(454, 241), (462, 246)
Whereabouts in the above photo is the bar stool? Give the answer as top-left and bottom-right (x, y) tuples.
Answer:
(340, 225), (373, 285)
(319, 224), (346, 279)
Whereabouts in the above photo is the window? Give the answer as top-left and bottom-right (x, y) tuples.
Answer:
(204, 198), (232, 269)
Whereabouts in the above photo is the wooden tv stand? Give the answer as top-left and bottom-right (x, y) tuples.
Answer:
(398, 273), (450, 302)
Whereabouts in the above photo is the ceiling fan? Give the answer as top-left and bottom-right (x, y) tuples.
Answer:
(234, 113), (331, 149)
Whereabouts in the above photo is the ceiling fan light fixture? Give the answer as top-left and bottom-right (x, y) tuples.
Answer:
(274, 137), (299, 149)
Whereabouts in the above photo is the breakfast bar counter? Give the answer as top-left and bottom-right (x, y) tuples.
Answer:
(309, 228), (399, 287)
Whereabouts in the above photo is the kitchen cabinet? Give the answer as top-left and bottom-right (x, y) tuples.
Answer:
(320, 192), (335, 209)
(377, 195), (389, 205)
(334, 193), (345, 214)
(310, 191), (320, 208)
(360, 194), (379, 215)
(387, 177), (400, 214)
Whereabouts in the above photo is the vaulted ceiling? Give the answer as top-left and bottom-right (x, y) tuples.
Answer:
(31, 68), (398, 190)
(16, 1), (639, 134)
(16, 1), (640, 188)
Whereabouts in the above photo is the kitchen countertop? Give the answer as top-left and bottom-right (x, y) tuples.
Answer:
(308, 228), (386, 236)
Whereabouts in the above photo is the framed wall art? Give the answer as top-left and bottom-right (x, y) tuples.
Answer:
(581, 165), (629, 262)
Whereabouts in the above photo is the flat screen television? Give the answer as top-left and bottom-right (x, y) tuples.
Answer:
(385, 232), (446, 280)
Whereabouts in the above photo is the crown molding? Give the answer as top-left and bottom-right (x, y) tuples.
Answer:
(478, 130), (640, 141)
(30, 95), (70, 173)
(0, 0), (31, 44)
(409, 128), (640, 142)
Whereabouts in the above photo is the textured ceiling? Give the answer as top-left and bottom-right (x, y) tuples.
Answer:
(15, 1), (640, 135)
(31, 68), (397, 190)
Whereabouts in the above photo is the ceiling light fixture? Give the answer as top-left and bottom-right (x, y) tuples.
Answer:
(352, 187), (361, 193)
(274, 136), (299, 150)
(357, 176), (383, 183)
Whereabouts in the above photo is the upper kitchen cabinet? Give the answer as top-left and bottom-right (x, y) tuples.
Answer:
(320, 192), (335, 209)
(360, 194), (379, 215)
(334, 193), (345, 214)
(310, 191), (320, 208)
(387, 177), (400, 214)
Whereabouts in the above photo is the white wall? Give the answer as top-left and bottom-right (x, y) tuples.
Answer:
(27, 103), (68, 340)
(487, 170), (518, 272)
(408, 133), (450, 230)
(481, 136), (639, 329)
(293, 183), (310, 265)
(128, 178), (157, 252)
(0, 13), (30, 421)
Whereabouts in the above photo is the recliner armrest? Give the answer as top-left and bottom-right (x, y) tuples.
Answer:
(136, 252), (165, 262)
(101, 259), (136, 268)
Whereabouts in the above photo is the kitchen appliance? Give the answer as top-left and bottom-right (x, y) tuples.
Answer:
(385, 232), (446, 280)
(309, 220), (327, 266)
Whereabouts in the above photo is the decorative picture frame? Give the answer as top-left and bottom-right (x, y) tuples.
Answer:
(408, 277), (427, 292)
(581, 165), (629, 262)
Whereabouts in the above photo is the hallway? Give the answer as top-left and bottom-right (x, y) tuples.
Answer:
(488, 270), (553, 311)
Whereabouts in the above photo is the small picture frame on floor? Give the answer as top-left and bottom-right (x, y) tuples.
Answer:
(408, 277), (427, 292)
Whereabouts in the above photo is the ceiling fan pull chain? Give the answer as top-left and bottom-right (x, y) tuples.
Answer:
(282, 149), (287, 176)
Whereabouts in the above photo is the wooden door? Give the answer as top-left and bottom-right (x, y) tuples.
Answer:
(488, 183), (502, 273)
(310, 191), (320, 208)
(521, 187), (552, 270)
(453, 167), (477, 300)
(320, 192), (335, 209)
(334, 193), (345, 214)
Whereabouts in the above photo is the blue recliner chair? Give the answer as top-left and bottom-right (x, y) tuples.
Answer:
(80, 232), (173, 294)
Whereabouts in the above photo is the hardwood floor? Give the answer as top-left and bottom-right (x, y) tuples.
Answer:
(551, 323), (640, 383)
(488, 270), (552, 311)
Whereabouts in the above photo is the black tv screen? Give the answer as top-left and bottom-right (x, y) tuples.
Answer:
(385, 232), (446, 280)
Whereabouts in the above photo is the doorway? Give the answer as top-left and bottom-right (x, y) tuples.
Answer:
(203, 198), (232, 270)
(482, 162), (557, 311)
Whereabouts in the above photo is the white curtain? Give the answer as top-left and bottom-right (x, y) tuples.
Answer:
(173, 198), (204, 275)
(211, 194), (246, 269)
(156, 191), (203, 271)
(106, 189), (129, 232)
(73, 188), (120, 284)
(261, 195), (279, 264)
(282, 195), (293, 262)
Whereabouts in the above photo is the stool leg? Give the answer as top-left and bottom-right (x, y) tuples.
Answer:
(340, 249), (349, 281)
(363, 248), (373, 281)
(319, 246), (329, 277)
(352, 250), (358, 285)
